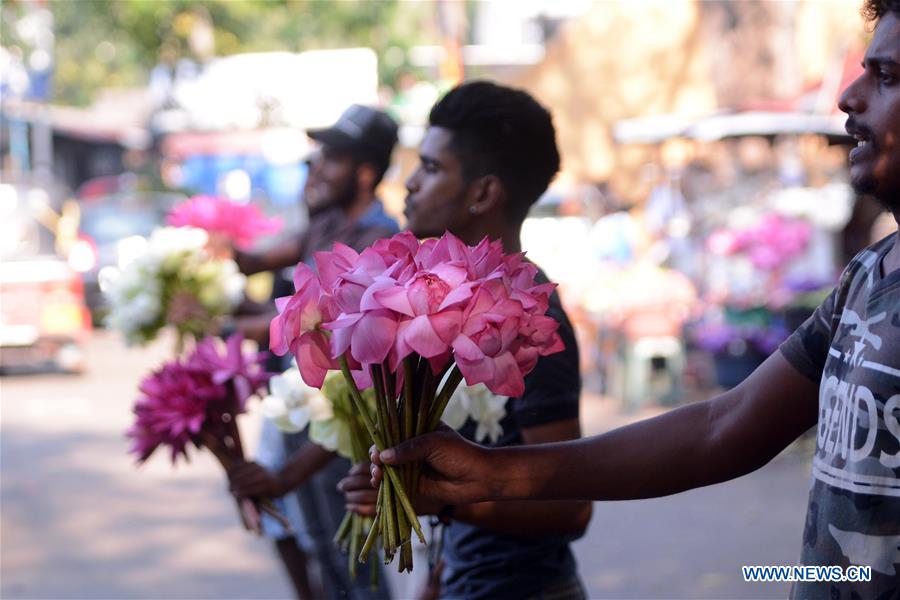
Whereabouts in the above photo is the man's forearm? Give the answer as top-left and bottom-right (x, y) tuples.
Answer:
(495, 367), (817, 502)
(495, 401), (721, 502)
(489, 353), (819, 502)
(278, 442), (338, 492)
(235, 239), (302, 276)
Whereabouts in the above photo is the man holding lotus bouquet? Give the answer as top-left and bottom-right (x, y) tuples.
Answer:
(337, 81), (593, 599)
(369, 3), (900, 597)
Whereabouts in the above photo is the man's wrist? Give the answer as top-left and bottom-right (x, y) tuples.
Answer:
(273, 469), (293, 497)
(491, 446), (535, 501)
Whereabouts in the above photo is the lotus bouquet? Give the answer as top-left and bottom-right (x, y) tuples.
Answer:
(167, 195), (283, 251)
(104, 227), (245, 349)
(264, 366), (508, 581)
(269, 231), (564, 571)
(127, 334), (286, 532)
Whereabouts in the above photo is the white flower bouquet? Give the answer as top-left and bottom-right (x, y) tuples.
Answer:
(104, 227), (245, 349)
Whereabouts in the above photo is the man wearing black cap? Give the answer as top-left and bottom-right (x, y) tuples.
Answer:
(229, 104), (398, 600)
(234, 104), (400, 277)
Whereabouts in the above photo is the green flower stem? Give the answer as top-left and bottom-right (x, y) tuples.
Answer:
(395, 489), (410, 546)
(401, 358), (416, 441)
(386, 460), (424, 542)
(406, 363), (463, 506)
(383, 360), (397, 404)
(374, 364), (400, 449)
(334, 510), (353, 546)
(428, 364), (464, 432)
(339, 357), (379, 440)
(340, 356), (424, 544)
(369, 543), (379, 590)
(359, 513), (381, 564)
(398, 544), (407, 573)
(381, 475), (397, 561)
(371, 366), (394, 448)
(349, 512), (361, 579)
(401, 540), (413, 573)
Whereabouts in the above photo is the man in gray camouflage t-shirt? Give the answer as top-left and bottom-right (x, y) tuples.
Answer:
(780, 231), (900, 597)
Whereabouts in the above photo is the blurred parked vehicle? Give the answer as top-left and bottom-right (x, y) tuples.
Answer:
(0, 183), (91, 374)
(73, 191), (184, 322)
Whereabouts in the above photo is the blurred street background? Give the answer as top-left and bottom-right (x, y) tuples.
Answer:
(1, 0), (893, 598)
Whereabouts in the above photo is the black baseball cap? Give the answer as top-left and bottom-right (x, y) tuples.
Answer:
(307, 104), (398, 169)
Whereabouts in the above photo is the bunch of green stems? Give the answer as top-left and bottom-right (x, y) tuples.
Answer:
(339, 355), (463, 572)
(333, 411), (379, 585)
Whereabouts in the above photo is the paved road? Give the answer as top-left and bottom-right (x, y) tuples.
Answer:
(1, 332), (813, 599)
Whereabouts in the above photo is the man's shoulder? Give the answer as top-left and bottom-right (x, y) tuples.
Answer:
(842, 232), (896, 282)
(355, 199), (400, 234)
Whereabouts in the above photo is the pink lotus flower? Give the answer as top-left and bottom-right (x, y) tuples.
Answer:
(127, 334), (272, 464)
(127, 362), (224, 464)
(449, 278), (562, 397)
(167, 195), (282, 249)
(270, 263), (338, 388)
(187, 334), (272, 409)
(371, 263), (468, 365)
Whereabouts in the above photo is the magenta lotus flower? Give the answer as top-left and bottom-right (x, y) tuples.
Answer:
(446, 280), (536, 397)
(270, 263), (338, 387)
(187, 334), (272, 409)
(127, 361), (224, 464)
(167, 195), (282, 249)
(368, 265), (467, 369)
(128, 334), (272, 464)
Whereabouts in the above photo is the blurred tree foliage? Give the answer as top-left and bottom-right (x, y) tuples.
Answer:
(4, 0), (435, 106)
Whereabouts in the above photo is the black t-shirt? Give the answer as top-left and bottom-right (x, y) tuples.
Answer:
(440, 267), (583, 599)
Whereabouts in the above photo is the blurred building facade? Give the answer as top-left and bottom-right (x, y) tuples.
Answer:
(506, 0), (864, 202)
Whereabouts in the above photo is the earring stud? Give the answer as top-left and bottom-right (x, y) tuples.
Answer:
(469, 206), (477, 215)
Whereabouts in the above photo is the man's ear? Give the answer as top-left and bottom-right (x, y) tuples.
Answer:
(466, 174), (506, 217)
(356, 162), (378, 191)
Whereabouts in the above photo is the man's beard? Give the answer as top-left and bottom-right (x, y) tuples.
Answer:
(333, 176), (359, 211)
(852, 177), (900, 214)
(306, 177), (358, 216)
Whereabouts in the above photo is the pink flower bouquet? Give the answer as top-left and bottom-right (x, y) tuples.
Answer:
(269, 231), (564, 571)
(705, 213), (811, 270)
(167, 195), (283, 251)
(127, 334), (284, 533)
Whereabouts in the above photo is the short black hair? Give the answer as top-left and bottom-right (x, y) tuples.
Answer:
(428, 80), (560, 224)
(862, 0), (900, 25)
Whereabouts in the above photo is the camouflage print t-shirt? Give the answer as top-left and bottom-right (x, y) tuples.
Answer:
(780, 232), (900, 599)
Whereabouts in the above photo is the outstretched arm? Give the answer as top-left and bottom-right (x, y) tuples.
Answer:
(373, 351), (819, 504)
(343, 420), (592, 536)
(234, 238), (303, 276)
(230, 442), (336, 499)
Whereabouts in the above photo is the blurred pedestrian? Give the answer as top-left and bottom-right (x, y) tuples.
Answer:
(229, 104), (399, 600)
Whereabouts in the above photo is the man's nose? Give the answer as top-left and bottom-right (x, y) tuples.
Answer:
(838, 75), (867, 115)
(405, 171), (419, 193)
